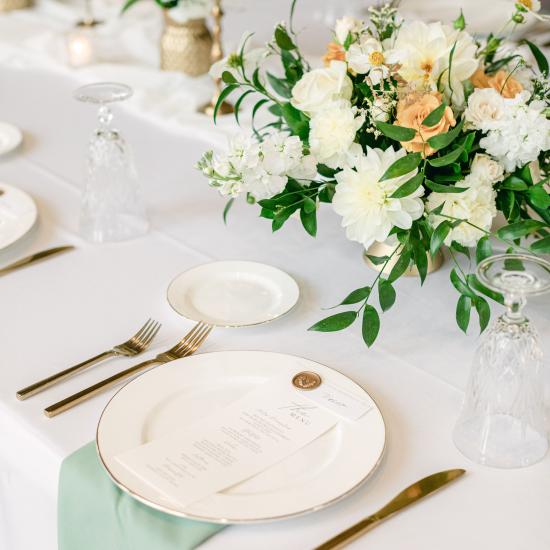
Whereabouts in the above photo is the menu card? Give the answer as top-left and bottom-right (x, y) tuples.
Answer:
(115, 375), (371, 509)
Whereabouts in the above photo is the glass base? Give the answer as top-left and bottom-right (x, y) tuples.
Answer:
(453, 414), (548, 469)
(79, 213), (149, 243)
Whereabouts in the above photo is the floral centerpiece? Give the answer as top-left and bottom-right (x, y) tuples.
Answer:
(197, 0), (550, 347)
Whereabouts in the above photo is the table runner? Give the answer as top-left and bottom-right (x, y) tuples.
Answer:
(59, 442), (225, 550)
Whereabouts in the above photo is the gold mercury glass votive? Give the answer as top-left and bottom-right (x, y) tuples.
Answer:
(0, 0), (30, 11)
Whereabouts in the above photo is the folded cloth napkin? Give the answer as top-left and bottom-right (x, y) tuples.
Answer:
(58, 442), (225, 550)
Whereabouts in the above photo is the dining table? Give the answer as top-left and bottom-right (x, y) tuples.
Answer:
(1, 2), (550, 549)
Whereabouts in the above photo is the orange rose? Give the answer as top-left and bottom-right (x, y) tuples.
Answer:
(471, 68), (523, 99)
(323, 42), (345, 66)
(395, 91), (456, 157)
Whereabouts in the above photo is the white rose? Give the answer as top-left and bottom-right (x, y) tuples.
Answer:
(464, 88), (504, 131)
(309, 100), (365, 169)
(291, 61), (353, 115)
(470, 154), (504, 184)
(334, 16), (363, 45)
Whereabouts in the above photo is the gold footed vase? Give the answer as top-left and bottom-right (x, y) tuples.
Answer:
(0, 0), (30, 11)
(160, 13), (213, 77)
(364, 242), (444, 277)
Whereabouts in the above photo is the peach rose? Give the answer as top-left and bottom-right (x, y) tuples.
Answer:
(471, 68), (523, 99)
(395, 91), (456, 157)
(323, 42), (345, 66)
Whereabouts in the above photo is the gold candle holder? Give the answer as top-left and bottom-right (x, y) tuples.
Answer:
(0, 0), (30, 12)
(200, 0), (233, 116)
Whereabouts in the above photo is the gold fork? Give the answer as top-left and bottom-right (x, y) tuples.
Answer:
(17, 319), (161, 400)
(44, 322), (212, 417)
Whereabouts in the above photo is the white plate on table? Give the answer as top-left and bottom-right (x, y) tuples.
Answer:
(0, 183), (37, 250)
(0, 122), (22, 156)
(167, 261), (300, 327)
(97, 351), (386, 523)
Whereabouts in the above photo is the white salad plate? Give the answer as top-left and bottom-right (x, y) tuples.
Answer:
(167, 261), (300, 327)
(0, 183), (37, 251)
(97, 351), (386, 523)
(0, 122), (22, 156)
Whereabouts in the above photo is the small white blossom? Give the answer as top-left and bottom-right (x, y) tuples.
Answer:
(334, 16), (364, 45)
(333, 146), (424, 248)
(346, 37), (398, 85)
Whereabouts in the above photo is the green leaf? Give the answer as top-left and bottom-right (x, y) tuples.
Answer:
(303, 196), (317, 214)
(252, 98), (269, 124)
(428, 146), (464, 167)
(213, 84), (238, 123)
(378, 280), (396, 312)
(233, 89), (254, 125)
(453, 9), (465, 30)
(450, 268), (476, 298)
(223, 198), (234, 224)
(390, 173), (424, 199)
(522, 39), (549, 76)
(501, 175), (528, 191)
(497, 220), (547, 240)
(362, 305), (380, 347)
(425, 179), (467, 194)
(519, 163), (533, 185)
(451, 241), (470, 259)
(474, 297), (491, 332)
(274, 25), (296, 50)
(388, 248), (412, 283)
(121, 0), (142, 13)
(375, 122), (416, 142)
(430, 221), (451, 256)
(527, 184), (550, 209)
(266, 72), (291, 98)
(380, 153), (422, 182)
(422, 102), (447, 127)
(308, 311), (357, 332)
(467, 274), (504, 305)
(456, 295), (472, 334)
(221, 70), (237, 84)
(260, 207), (274, 219)
(531, 235), (550, 253)
(476, 235), (492, 263)
(317, 164), (337, 178)
(336, 286), (371, 306)
(427, 119), (464, 150)
(411, 238), (428, 284)
(280, 102), (309, 140)
(365, 254), (390, 266)
(300, 207), (317, 237)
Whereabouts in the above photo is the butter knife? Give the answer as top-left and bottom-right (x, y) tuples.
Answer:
(0, 246), (75, 276)
(315, 469), (466, 550)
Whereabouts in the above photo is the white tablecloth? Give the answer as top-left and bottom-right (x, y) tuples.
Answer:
(1, 7), (550, 550)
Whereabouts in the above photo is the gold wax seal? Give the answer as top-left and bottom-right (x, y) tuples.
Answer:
(292, 371), (322, 391)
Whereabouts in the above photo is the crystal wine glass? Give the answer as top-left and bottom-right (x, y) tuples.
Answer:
(453, 253), (550, 468)
(75, 82), (148, 243)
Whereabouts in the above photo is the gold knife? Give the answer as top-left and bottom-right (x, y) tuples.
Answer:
(314, 469), (466, 550)
(0, 246), (75, 276)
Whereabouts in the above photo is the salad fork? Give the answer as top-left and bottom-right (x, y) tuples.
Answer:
(16, 318), (161, 400)
(44, 321), (212, 417)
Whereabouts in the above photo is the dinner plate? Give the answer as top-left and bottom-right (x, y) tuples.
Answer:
(167, 261), (300, 327)
(97, 351), (386, 523)
(0, 183), (37, 251)
(0, 122), (22, 156)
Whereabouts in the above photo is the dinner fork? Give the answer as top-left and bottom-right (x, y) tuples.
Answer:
(16, 319), (161, 400)
(44, 321), (212, 417)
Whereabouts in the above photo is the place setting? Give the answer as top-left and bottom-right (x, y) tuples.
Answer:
(2, 0), (550, 549)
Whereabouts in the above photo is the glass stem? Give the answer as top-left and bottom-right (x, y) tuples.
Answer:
(503, 292), (526, 323)
(97, 105), (115, 138)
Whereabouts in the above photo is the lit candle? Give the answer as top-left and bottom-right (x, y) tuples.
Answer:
(67, 31), (94, 67)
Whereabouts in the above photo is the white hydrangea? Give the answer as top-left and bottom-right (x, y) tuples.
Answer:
(332, 146), (425, 248)
(427, 173), (497, 247)
(309, 100), (364, 169)
(197, 132), (317, 201)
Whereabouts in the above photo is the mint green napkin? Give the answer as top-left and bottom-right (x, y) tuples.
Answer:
(58, 442), (225, 550)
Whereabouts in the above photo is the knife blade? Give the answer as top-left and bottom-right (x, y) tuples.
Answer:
(314, 469), (466, 550)
(0, 245), (75, 276)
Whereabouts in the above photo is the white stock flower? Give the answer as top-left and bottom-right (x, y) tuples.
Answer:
(427, 174), (497, 247)
(464, 88), (505, 131)
(334, 16), (363, 45)
(309, 101), (364, 169)
(390, 21), (477, 107)
(333, 146), (425, 248)
(479, 92), (550, 172)
(346, 37), (398, 84)
(470, 154), (504, 184)
(291, 61), (353, 115)
(210, 33), (267, 80)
